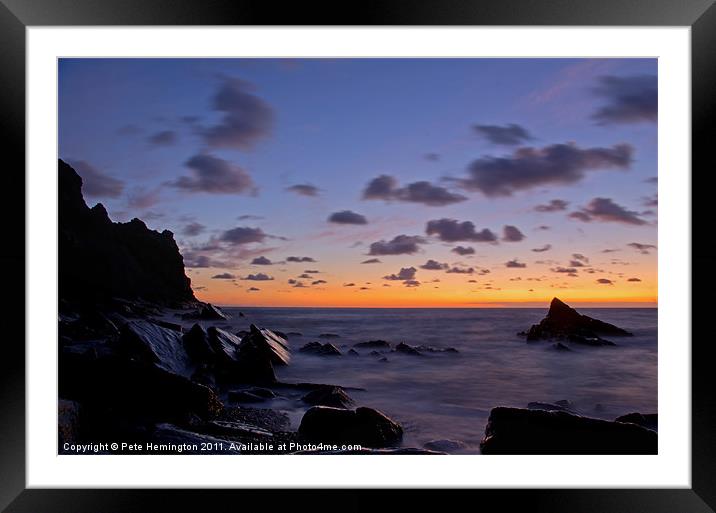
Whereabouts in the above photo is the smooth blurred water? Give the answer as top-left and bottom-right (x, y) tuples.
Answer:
(204, 307), (658, 452)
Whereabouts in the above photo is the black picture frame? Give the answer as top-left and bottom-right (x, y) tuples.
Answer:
(1, 1), (713, 511)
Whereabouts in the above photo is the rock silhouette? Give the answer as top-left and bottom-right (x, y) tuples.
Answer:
(523, 297), (632, 345)
(480, 407), (656, 454)
(59, 159), (195, 306)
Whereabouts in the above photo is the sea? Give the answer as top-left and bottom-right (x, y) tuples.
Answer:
(206, 307), (658, 453)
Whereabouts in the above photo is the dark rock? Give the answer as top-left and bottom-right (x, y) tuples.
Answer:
(480, 407), (657, 454)
(369, 350), (382, 357)
(119, 320), (194, 379)
(152, 319), (183, 333)
(299, 341), (342, 356)
(395, 342), (423, 356)
(58, 399), (81, 445)
(298, 406), (403, 448)
(318, 333), (340, 339)
(182, 324), (214, 361)
(182, 303), (229, 321)
(415, 345), (459, 353)
(523, 297), (631, 344)
(354, 340), (391, 349)
(236, 330), (249, 339)
(615, 412), (658, 431)
(59, 159), (195, 306)
(348, 349), (360, 357)
(527, 401), (573, 412)
(211, 326), (277, 384)
(302, 386), (354, 409)
(60, 348), (223, 428)
(273, 330), (288, 339)
(552, 342), (571, 351)
(379, 357), (389, 363)
(239, 324), (290, 366)
(423, 439), (468, 453)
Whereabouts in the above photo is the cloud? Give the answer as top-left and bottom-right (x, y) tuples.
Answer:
(148, 130), (177, 146)
(251, 256), (273, 265)
(420, 259), (448, 270)
(183, 253), (212, 268)
(247, 287), (260, 292)
(426, 218), (498, 243)
(628, 242), (657, 254)
(287, 256), (316, 262)
(452, 246), (475, 256)
(502, 225), (525, 242)
(67, 160), (125, 198)
(572, 253), (589, 263)
(312, 279), (327, 285)
(446, 266), (475, 274)
(304, 269), (320, 273)
(569, 260), (585, 267)
(287, 184), (319, 197)
(238, 214), (263, 221)
(473, 123), (533, 146)
(531, 244), (552, 252)
(212, 273), (236, 279)
(328, 210), (368, 225)
(182, 222), (206, 237)
(591, 74), (657, 125)
(534, 199), (569, 212)
(628, 277), (642, 282)
(362, 175), (467, 206)
(126, 186), (161, 209)
(242, 273), (274, 281)
(170, 153), (254, 194)
(457, 143), (633, 196)
(368, 235), (426, 255)
(220, 226), (267, 245)
(551, 267), (578, 275)
(201, 77), (274, 149)
(361, 258), (381, 264)
(383, 267), (418, 281)
(425, 153), (440, 161)
(343, 282), (356, 287)
(596, 278), (614, 285)
(570, 198), (647, 225)
(117, 124), (141, 136)
(505, 259), (526, 268)
(404, 280), (421, 287)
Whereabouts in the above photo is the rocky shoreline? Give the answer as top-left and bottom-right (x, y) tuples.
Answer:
(57, 159), (657, 455)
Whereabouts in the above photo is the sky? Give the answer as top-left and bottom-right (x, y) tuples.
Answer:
(58, 58), (658, 308)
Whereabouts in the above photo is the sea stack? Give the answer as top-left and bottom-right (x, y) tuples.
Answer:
(523, 297), (632, 346)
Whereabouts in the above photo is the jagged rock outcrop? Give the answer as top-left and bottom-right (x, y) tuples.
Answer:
(479, 407), (656, 454)
(59, 159), (195, 306)
(522, 297), (632, 345)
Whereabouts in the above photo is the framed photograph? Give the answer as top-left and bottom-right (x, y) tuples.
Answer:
(2, 0), (714, 510)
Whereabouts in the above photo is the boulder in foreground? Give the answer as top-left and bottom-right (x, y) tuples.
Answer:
(298, 406), (403, 448)
(523, 297), (632, 345)
(239, 324), (291, 366)
(480, 406), (657, 455)
(301, 386), (354, 409)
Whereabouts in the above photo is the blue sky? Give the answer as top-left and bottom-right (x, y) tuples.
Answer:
(59, 58), (658, 307)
